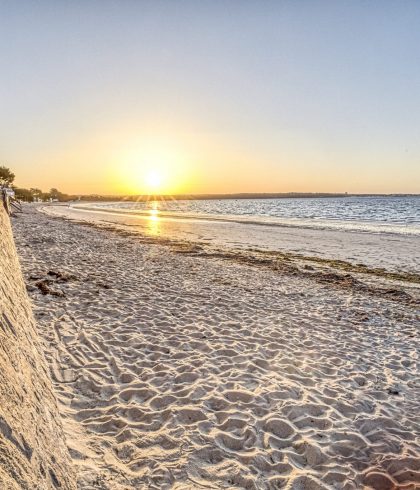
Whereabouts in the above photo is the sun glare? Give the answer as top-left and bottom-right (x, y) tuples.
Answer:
(145, 170), (163, 191)
(113, 142), (193, 195)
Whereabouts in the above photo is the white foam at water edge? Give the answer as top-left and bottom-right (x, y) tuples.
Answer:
(75, 195), (420, 236)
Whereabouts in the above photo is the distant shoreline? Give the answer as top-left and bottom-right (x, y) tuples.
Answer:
(75, 192), (420, 202)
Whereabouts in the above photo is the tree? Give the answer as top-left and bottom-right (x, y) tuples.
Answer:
(41, 191), (52, 202)
(49, 188), (71, 201)
(0, 166), (15, 187)
(30, 188), (43, 200)
(14, 188), (34, 202)
(49, 188), (60, 199)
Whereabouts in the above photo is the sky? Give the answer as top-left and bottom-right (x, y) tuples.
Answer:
(1, 0), (420, 195)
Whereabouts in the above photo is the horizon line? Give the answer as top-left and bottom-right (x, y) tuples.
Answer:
(68, 192), (420, 199)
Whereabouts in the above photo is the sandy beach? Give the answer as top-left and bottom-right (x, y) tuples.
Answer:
(43, 202), (420, 275)
(11, 205), (420, 489)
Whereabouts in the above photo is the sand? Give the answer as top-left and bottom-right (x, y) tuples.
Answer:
(43, 203), (420, 275)
(11, 205), (420, 489)
(0, 204), (75, 489)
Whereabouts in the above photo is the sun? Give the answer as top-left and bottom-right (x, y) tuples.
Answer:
(114, 144), (192, 195)
(144, 169), (163, 192)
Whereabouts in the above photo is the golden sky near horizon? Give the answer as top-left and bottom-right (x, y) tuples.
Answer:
(2, 2), (420, 195)
(10, 120), (419, 196)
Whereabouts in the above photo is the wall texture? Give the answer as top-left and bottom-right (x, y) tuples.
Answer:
(0, 205), (75, 489)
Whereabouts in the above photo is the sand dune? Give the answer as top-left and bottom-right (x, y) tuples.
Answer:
(12, 206), (420, 489)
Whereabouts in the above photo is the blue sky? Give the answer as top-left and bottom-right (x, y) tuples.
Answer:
(1, 1), (419, 194)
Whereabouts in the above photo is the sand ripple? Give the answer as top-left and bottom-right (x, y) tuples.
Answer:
(12, 207), (420, 489)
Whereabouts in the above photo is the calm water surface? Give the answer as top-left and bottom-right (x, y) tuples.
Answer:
(79, 196), (420, 236)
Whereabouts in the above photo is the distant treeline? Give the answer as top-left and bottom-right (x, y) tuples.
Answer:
(13, 187), (73, 202)
(82, 192), (419, 202)
(1, 165), (418, 203)
(0, 166), (73, 202)
(10, 190), (420, 203)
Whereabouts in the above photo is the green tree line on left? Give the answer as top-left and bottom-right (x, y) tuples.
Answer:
(0, 165), (73, 202)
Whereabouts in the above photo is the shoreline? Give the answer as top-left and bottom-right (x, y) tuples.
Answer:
(64, 203), (420, 237)
(42, 204), (420, 288)
(12, 206), (420, 489)
(41, 203), (420, 276)
(50, 193), (420, 203)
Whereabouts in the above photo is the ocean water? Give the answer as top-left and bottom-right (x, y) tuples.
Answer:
(79, 196), (420, 236)
(48, 196), (420, 272)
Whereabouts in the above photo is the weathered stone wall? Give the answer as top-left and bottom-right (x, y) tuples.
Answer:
(0, 205), (75, 489)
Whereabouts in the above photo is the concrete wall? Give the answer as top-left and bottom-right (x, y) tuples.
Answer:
(0, 205), (75, 489)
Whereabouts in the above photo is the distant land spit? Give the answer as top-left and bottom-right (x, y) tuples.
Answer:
(72, 193), (420, 202)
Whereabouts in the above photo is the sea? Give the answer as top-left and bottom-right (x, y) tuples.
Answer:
(80, 195), (420, 236)
(53, 195), (420, 273)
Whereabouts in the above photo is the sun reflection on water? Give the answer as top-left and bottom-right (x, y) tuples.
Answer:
(146, 202), (161, 235)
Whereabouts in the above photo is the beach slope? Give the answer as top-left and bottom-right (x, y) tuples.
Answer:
(11, 205), (420, 489)
(0, 205), (75, 489)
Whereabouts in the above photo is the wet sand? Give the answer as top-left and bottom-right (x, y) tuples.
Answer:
(43, 203), (420, 275)
(12, 205), (420, 489)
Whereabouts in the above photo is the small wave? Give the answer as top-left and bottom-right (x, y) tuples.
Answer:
(72, 202), (420, 237)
